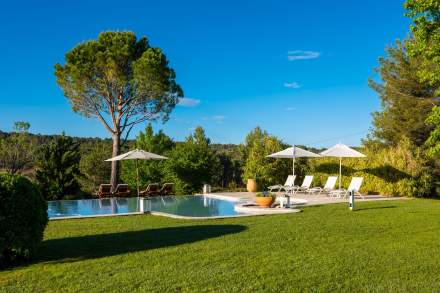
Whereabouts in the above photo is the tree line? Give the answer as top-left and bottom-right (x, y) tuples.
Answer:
(2, 0), (440, 199)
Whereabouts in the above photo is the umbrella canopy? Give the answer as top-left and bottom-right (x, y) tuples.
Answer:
(106, 149), (168, 196)
(267, 146), (320, 176)
(320, 143), (366, 189)
(105, 149), (168, 161)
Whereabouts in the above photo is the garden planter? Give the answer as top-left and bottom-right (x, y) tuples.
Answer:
(247, 179), (257, 192)
(255, 196), (274, 208)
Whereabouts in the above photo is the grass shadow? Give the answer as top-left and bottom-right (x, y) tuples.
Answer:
(355, 205), (397, 212)
(33, 224), (246, 265)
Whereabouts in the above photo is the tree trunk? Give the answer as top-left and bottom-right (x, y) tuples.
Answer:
(110, 133), (121, 192)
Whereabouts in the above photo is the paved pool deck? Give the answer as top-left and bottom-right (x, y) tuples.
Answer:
(206, 192), (407, 207)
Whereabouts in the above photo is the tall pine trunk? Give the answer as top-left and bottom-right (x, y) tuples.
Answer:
(110, 133), (120, 191)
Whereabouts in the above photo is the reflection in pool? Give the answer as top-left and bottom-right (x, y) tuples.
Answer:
(48, 195), (243, 219)
(149, 195), (243, 217)
(48, 197), (139, 218)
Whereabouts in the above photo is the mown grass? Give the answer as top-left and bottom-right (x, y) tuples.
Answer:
(1, 199), (440, 292)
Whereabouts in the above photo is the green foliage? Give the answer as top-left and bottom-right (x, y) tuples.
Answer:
(163, 127), (220, 194)
(368, 41), (437, 146)
(54, 31), (182, 122)
(405, 0), (440, 90)
(79, 141), (112, 195)
(36, 134), (81, 200)
(13, 122), (30, 133)
(255, 191), (275, 198)
(241, 127), (292, 190)
(0, 122), (35, 174)
(0, 174), (47, 266)
(363, 2), (440, 197)
(214, 151), (243, 189)
(425, 105), (440, 156)
(121, 124), (174, 190)
(310, 137), (434, 197)
(55, 31), (183, 188)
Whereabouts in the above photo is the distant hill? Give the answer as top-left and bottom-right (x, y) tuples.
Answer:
(0, 130), (241, 150)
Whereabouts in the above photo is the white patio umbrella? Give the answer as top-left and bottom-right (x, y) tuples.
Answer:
(267, 145), (321, 176)
(105, 149), (168, 196)
(320, 143), (366, 190)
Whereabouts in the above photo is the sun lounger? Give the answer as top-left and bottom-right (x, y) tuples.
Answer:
(267, 175), (296, 192)
(285, 175), (314, 194)
(97, 184), (112, 198)
(139, 183), (160, 197)
(114, 184), (131, 197)
(307, 176), (338, 195)
(160, 183), (175, 196)
(329, 177), (364, 199)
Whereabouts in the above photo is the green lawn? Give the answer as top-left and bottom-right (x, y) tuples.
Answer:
(1, 199), (440, 292)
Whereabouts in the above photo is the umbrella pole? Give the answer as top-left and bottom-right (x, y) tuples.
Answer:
(136, 159), (140, 197)
(292, 156), (295, 176)
(292, 145), (295, 176)
(339, 157), (342, 190)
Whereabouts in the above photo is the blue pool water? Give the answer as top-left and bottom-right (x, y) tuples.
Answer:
(48, 196), (243, 219)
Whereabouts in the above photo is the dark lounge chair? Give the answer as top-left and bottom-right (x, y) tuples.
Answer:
(139, 183), (160, 197)
(160, 183), (175, 196)
(114, 184), (131, 197)
(97, 184), (112, 198)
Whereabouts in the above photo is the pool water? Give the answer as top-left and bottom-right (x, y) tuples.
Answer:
(48, 196), (243, 219)
(149, 196), (243, 217)
(48, 197), (140, 218)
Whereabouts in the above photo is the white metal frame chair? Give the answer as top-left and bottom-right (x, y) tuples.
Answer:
(329, 177), (364, 199)
(286, 175), (314, 194)
(307, 176), (338, 195)
(294, 175), (314, 194)
(268, 175), (296, 192)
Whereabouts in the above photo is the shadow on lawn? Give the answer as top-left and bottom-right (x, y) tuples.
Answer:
(34, 224), (246, 264)
(355, 205), (397, 211)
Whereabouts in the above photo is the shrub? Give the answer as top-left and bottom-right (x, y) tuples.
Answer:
(79, 141), (112, 195)
(35, 134), (81, 200)
(241, 127), (292, 190)
(163, 127), (220, 195)
(121, 124), (174, 192)
(0, 174), (48, 266)
(309, 137), (435, 197)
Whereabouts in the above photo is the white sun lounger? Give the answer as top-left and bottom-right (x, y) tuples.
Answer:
(329, 177), (364, 199)
(285, 175), (314, 194)
(307, 176), (338, 195)
(267, 175), (296, 192)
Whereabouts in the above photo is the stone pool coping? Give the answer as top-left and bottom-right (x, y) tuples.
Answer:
(49, 192), (406, 220)
(50, 212), (144, 221)
(49, 193), (304, 220)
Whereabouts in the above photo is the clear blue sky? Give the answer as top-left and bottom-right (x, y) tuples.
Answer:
(0, 0), (410, 147)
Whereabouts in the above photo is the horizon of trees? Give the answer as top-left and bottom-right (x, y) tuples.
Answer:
(1, 0), (440, 199)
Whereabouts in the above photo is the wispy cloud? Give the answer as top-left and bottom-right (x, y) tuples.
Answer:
(285, 107), (296, 111)
(177, 97), (200, 107)
(202, 115), (227, 123)
(284, 82), (301, 89)
(212, 115), (226, 122)
(287, 50), (320, 61)
(172, 117), (191, 124)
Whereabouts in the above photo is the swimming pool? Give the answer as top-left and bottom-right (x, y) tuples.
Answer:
(48, 195), (244, 219)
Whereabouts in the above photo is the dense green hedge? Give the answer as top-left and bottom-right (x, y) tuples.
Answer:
(0, 174), (48, 266)
(306, 138), (434, 197)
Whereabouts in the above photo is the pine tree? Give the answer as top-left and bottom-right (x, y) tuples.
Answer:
(35, 134), (81, 200)
(368, 41), (437, 146)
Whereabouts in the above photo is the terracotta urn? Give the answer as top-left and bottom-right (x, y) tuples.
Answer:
(255, 196), (274, 208)
(246, 179), (257, 192)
